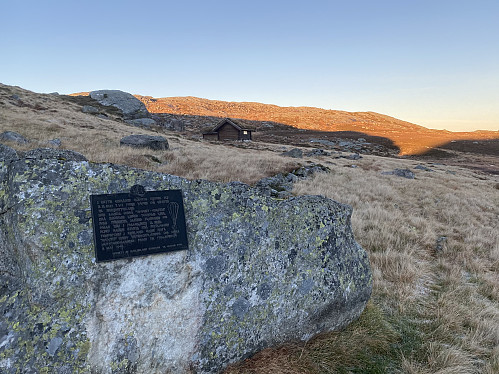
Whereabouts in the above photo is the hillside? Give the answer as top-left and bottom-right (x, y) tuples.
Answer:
(136, 95), (499, 155)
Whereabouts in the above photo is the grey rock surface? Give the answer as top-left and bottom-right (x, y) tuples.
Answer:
(120, 135), (169, 150)
(167, 118), (186, 131)
(24, 148), (87, 161)
(415, 164), (433, 172)
(305, 148), (331, 157)
(281, 148), (303, 158)
(436, 236), (447, 253)
(0, 131), (29, 144)
(82, 105), (99, 114)
(309, 139), (336, 147)
(382, 168), (415, 179)
(90, 90), (151, 120)
(0, 143), (19, 162)
(125, 118), (157, 128)
(0, 157), (371, 374)
(344, 153), (362, 160)
(47, 138), (62, 148)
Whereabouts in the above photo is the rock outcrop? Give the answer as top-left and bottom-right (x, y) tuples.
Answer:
(125, 118), (157, 128)
(0, 131), (29, 144)
(256, 164), (330, 199)
(0, 155), (372, 373)
(281, 148), (303, 158)
(382, 168), (416, 179)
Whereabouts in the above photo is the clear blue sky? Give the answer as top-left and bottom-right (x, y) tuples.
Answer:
(1, 0), (498, 131)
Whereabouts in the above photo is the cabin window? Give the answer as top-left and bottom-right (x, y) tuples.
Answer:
(243, 131), (248, 135)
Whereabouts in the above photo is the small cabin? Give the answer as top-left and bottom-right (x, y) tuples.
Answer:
(203, 118), (252, 141)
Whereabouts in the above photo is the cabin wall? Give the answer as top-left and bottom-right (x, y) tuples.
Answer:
(218, 123), (240, 140)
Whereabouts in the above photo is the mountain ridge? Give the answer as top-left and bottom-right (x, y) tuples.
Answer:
(70, 91), (498, 155)
(134, 95), (498, 155)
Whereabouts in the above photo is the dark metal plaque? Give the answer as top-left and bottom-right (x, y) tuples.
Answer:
(90, 188), (188, 262)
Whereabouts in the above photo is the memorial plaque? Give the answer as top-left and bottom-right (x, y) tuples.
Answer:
(90, 187), (188, 262)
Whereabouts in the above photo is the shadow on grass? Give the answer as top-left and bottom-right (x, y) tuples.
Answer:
(152, 112), (401, 156)
(224, 302), (425, 374)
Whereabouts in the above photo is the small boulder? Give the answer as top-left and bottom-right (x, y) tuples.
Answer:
(120, 135), (169, 151)
(338, 140), (354, 148)
(292, 164), (330, 178)
(281, 148), (303, 158)
(90, 90), (150, 120)
(436, 236), (447, 253)
(414, 164), (433, 172)
(0, 131), (29, 144)
(382, 168), (415, 179)
(82, 105), (99, 114)
(256, 164), (330, 198)
(344, 153), (362, 160)
(0, 143), (19, 162)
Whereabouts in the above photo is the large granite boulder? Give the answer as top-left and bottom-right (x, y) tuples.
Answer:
(90, 90), (151, 120)
(0, 156), (372, 373)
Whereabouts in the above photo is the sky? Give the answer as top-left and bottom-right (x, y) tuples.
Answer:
(1, 0), (498, 132)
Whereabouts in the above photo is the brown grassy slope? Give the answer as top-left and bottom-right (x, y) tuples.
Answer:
(136, 95), (499, 155)
(0, 84), (298, 184)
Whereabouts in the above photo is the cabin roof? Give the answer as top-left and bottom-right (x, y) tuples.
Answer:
(210, 118), (253, 133)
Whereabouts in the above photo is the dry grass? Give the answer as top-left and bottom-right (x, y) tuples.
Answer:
(226, 160), (498, 373)
(2, 83), (498, 373)
(285, 160), (498, 373)
(0, 84), (299, 185)
(225, 302), (401, 374)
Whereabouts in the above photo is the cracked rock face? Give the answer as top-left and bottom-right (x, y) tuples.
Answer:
(0, 157), (372, 373)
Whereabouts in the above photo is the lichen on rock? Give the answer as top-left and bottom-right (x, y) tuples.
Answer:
(0, 156), (372, 373)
